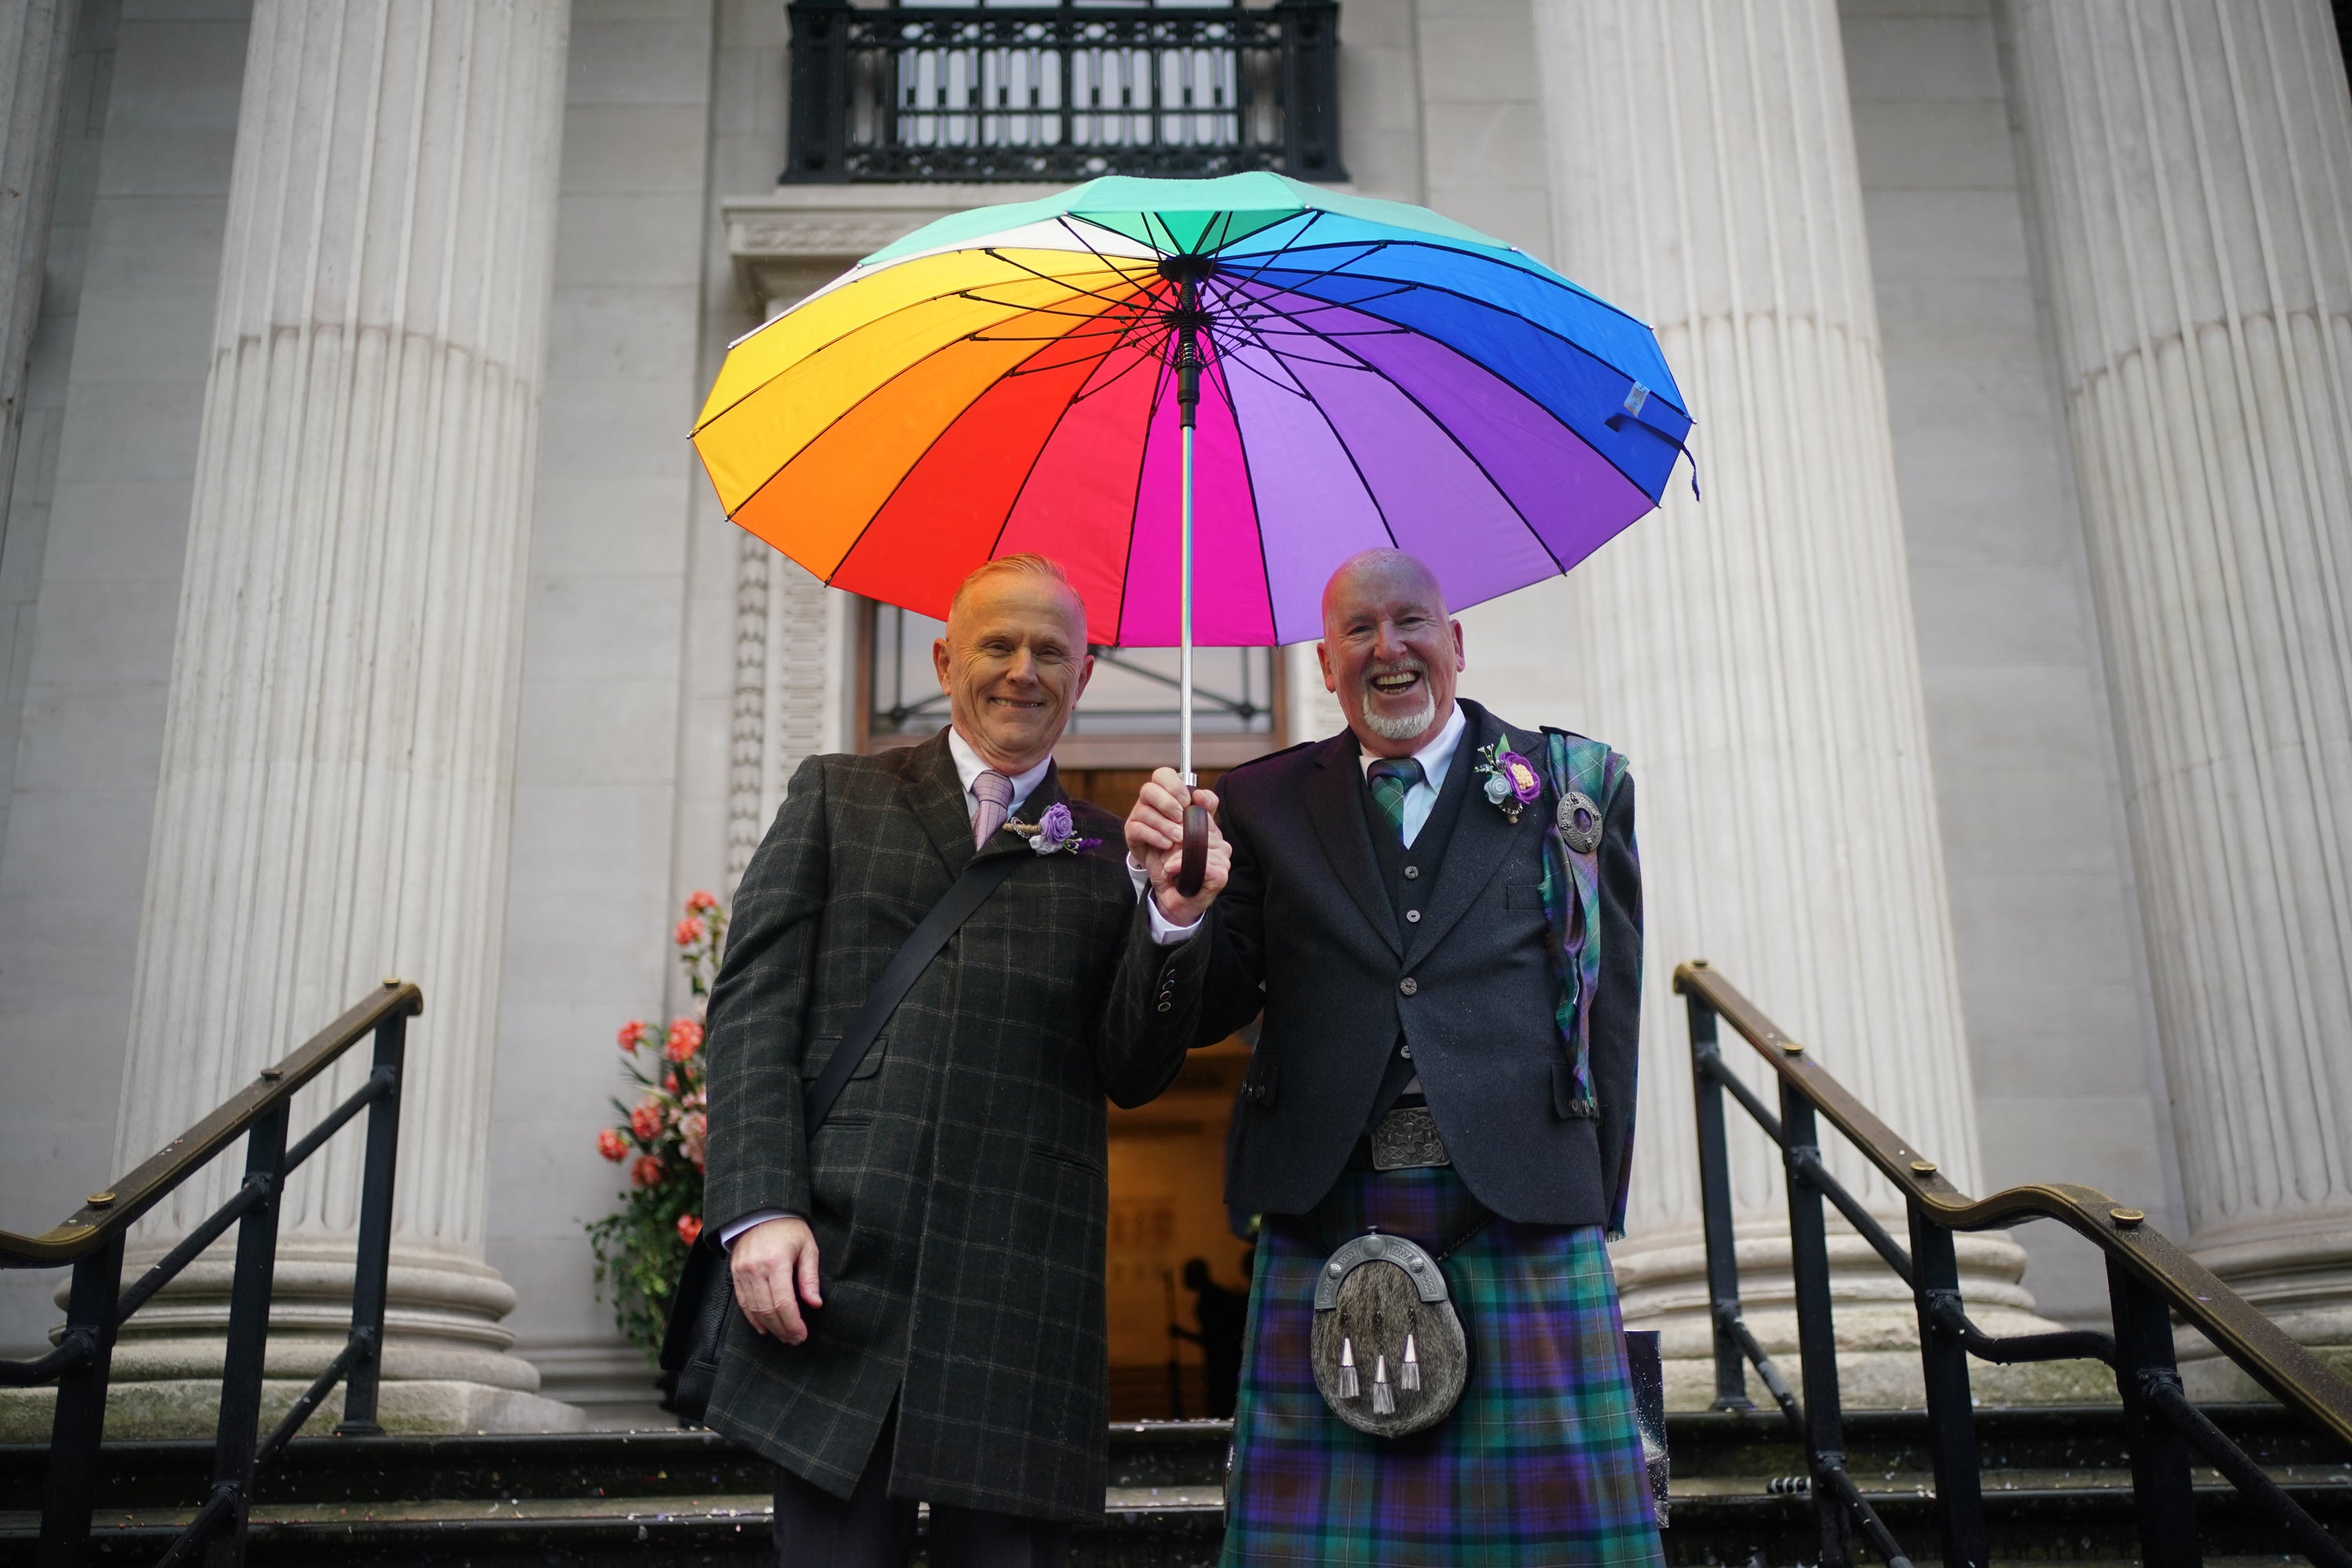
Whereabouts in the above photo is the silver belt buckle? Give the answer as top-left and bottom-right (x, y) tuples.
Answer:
(1370, 1105), (1450, 1171)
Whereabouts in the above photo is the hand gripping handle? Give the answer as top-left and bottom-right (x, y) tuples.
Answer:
(1176, 803), (1210, 898)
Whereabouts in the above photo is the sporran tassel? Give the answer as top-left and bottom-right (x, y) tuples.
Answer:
(1400, 1334), (1421, 1392)
(1372, 1354), (1395, 1415)
(1338, 1338), (1360, 1399)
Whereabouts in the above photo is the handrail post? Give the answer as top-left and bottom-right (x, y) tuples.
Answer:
(336, 1009), (408, 1436)
(1684, 987), (1754, 1410)
(2108, 1254), (2201, 1568)
(204, 1102), (290, 1568)
(1780, 1081), (1851, 1568)
(35, 1232), (123, 1568)
(1907, 1207), (1987, 1568)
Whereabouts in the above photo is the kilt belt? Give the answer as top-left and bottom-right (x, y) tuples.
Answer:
(1349, 1105), (1450, 1172)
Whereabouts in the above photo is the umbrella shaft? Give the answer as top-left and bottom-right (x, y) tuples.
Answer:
(1180, 420), (1195, 788)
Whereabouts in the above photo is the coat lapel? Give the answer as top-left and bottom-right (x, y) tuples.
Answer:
(902, 731), (976, 876)
(1304, 732), (1403, 956)
(1406, 702), (1540, 964)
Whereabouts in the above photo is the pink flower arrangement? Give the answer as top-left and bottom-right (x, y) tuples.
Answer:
(590, 891), (730, 1361)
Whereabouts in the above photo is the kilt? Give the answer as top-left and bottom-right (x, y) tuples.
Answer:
(1221, 1165), (1664, 1567)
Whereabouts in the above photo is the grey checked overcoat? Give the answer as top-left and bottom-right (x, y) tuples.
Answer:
(701, 731), (1183, 1523)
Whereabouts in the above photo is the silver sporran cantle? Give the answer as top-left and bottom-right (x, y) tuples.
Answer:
(1308, 1231), (1469, 1437)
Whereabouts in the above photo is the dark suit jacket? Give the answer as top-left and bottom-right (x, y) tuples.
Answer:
(702, 731), (1173, 1523)
(1119, 700), (1642, 1225)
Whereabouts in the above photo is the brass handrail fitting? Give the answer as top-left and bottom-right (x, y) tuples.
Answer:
(0, 980), (424, 1266)
(1671, 960), (2352, 1455)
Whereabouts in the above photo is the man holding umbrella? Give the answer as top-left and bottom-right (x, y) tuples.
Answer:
(1123, 548), (1665, 1566)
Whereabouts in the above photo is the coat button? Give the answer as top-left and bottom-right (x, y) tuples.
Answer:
(1399, 977), (1418, 996)
(1156, 1001), (1173, 1013)
(1399, 1044), (1414, 1059)
(1403, 866), (1421, 880)
(1405, 909), (1421, 924)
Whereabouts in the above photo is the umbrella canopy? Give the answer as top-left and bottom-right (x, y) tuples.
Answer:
(691, 172), (1691, 648)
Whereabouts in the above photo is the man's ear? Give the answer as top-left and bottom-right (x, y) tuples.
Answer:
(1073, 650), (1095, 700)
(1316, 639), (1335, 692)
(1450, 619), (1465, 670)
(932, 635), (953, 691)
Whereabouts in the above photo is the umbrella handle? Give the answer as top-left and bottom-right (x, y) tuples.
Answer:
(1177, 804), (1210, 898)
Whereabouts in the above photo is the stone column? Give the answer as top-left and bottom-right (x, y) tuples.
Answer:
(2002, 0), (2352, 1390)
(0, 0), (79, 553)
(106, 1), (576, 1435)
(1533, 0), (2088, 1407)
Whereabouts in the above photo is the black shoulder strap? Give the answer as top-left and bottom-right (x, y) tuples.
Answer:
(803, 851), (1023, 1130)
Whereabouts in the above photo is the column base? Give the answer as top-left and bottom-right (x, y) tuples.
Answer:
(3, 1239), (588, 1440)
(1614, 1220), (2116, 1410)
(2176, 1218), (2352, 1402)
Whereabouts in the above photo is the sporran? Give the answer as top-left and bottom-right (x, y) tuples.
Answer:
(1308, 1230), (1472, 1437)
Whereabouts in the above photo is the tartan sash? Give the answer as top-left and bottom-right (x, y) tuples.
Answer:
(1536, 730), (1638, 1239)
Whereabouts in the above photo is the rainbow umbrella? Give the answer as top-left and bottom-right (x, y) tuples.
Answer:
(691, 173), (1691, 872)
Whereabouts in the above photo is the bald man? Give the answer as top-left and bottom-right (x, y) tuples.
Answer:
(1118, 549), (1664, 1567)
(703, 554), (1218, 1568)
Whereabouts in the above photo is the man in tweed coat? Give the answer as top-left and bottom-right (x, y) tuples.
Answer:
(1123, 549), (1664, 1566)
(704, 555), (1219, 1568)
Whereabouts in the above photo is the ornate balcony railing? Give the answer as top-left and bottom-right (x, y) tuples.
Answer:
(786, 0), (1345, 184)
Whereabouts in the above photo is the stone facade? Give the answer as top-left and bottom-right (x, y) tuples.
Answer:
(0, 0), (2344, 1428)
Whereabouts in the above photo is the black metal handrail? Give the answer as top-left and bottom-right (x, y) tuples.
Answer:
(0, 980), (422, 1568)
(786, 0), (1344, 184)
(1674, 960), (2352, 1568)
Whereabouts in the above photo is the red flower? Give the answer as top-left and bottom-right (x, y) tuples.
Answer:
(632, 1154), (664, 1189)
(629, 1101), (662, 1142)
(615, 1021), (646, 1052)
(665, 1018), (705, 1063)
(677, 1214), (704, 1247)
(597, 1128), (628, 1163)
(663, 1072), (680, 1094)
(675, 916), (706, 946)
(685, 890), (720, 915)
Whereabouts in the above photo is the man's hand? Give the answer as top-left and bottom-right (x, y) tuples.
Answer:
(730, 1215), (823, 1344)
(1124, 766), (1231, 927)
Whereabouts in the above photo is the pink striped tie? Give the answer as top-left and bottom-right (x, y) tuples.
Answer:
(971, 769), (1013, 850)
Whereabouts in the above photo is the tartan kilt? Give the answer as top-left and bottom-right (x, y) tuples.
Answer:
(1222, 1165), (1664, 1567)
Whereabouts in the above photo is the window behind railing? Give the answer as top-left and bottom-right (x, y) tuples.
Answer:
(786, 0), (1345, 183)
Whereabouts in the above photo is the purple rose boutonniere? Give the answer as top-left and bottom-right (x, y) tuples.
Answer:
(1011, 800), (1102, 857)
(1472, 740), (1544, 824)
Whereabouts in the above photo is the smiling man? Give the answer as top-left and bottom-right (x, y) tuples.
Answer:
(1117, 548), (1664, 1567)
(702, 554), (1214, 1568)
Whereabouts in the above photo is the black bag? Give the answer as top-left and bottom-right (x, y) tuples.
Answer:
(659, 851), (1025, 1423)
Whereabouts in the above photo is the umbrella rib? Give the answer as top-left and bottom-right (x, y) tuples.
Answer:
(1220, 272), (1686, 504)
(980, 245), (1160, 309)
(1198, 349), (1283, 647)
(1240, 255), (1690, 420)
(1229, 291), (1569, 575)
(1114, 350), (1180, 647)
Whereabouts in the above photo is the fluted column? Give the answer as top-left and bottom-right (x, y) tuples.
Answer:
(0, 0), (78, 551)
(2004, 0), (2352, 1388)
(107, 1), (575, 1434)
(1533, 0), (2082, 1406)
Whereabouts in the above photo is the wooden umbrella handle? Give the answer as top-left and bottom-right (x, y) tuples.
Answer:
(1176, 803), (1210, 898)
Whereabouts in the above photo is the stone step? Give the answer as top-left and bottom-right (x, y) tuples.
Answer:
(1, 1409), (2344, 1566)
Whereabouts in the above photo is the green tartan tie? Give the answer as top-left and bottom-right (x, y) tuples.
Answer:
(1367, 757), (1425, 842)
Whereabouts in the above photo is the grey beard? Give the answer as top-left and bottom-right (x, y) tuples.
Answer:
(1361, 688), (1436, 742)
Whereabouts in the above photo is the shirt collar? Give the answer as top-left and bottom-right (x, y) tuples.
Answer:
(1355, 699), (1468, 789)
(946, 724), (1055, 814)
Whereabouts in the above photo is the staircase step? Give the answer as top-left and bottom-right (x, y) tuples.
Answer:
(2, 1407), (2343, 1566)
